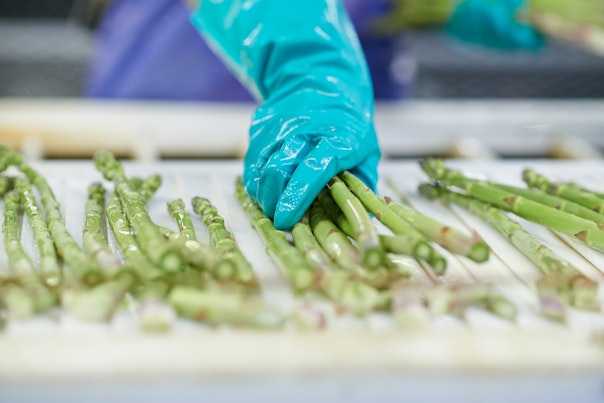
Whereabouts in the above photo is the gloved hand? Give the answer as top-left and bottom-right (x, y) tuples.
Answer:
(447, 0), (545, 51)
(191, 0), (381, 230)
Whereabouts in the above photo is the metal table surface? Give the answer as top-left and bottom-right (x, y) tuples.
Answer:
(1, 159), (604, 403)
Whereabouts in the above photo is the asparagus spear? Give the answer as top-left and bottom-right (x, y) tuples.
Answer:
(235, 177), (315, 293)
(167, 198), (197, 241)
(62, 270), (135, 322)
(168, 285), (283, 329)
(3, 189), (36, 277)
(14, 177), (61, 285)
(328, 176), (387, 269)
(420, 158), (604, 251)
(94, 150), (182, 272)
(83, 182), (122, 273)
(493, 182), (604, 225)
(192, 196), (258, 287)
(523, 169), (604, 214)
(420, 183), (599, 315)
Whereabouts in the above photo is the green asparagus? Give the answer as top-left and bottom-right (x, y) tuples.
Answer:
(83, 182), (122, 273)
(192, 196), (258, 287)
(420, 182), (599, 315)
(235, 177), (315, 293)
(421, 158), (604, 251)
(168, 198), (197, 241)
(523, 169), (604, 214)
(14, 177), (61, 285)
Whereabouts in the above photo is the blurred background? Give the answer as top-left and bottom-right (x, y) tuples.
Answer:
(1, 0), (604, 160)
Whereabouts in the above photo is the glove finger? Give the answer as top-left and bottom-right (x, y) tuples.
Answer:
(256, 135), (316, 219)
(273, 137), (376, 230)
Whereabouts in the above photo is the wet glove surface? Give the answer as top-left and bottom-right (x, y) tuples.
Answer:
(191, 0), (381, 230)
(447, 0), (544, 51)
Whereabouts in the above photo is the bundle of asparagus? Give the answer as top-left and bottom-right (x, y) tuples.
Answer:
(0, 145), (518, 332)
(375, 0), (604, 56)
(235, 170), (513, 325)
(419, 158), (601, 321)
(0, 146), (283, 331)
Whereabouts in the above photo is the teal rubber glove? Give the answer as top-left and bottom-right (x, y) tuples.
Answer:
(191, 0), (380, 230)
(447, 0), (545, 51)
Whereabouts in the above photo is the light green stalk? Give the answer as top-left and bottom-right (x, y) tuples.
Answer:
(421, 158), (604, 251)
(83, 182), (122, 274)
(192, 196), (258, 287)
(523, 169), (604, 214)
(167, 198), (197, 241)
(420, 182), (599, 316)
(168, 286), (283, 329)
(383, 196), (490, 263)
(235, 177), (315, 294)
(14, 177), (61, 285)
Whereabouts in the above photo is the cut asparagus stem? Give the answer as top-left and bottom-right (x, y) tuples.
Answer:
(192, 196), (258, 287)
(135, 281), (176, 333)
(83, 182), (122, 274)
(62, 271), (135, 322)
(168, 198), (197, 241)
(308, 199), (362, 271)
(14, 177), (61, 285)
(419, 182), (599, 314)
(168, 285), (283, 329)
(94, 150), (182, 272)
(1, 284), (36, 321)
(329, 176), (387, 269)
(420, 158), (604, 251)
(523, 169), (604, 214)
(383, 196), (490, 263)
(235, 177), (315, 293)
